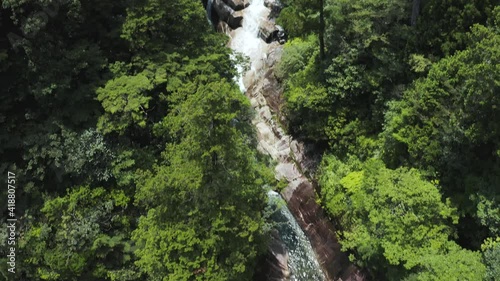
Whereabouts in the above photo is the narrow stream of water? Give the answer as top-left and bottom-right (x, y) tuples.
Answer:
(267, 191), (327, 280)
(226, 0), (328, 279)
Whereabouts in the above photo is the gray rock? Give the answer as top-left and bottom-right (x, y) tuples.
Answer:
(216, 21), (231, 35)
(264, 0), (283, 18)
(222, 0), (249, 11)
(213, 0), (243, 28)
(228, 11), (243, 29)
(259, 20), (276, 43)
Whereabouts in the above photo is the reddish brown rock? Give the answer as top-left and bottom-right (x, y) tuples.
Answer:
(284, 181), (367, 280)
(253, 231), (290, 281)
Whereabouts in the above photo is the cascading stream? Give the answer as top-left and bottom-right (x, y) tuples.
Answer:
(225, 0), (328, 279)
(230, 0), (267, 91)
(267, 191), (327, 281)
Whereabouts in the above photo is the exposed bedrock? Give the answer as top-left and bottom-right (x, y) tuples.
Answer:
(285, 181), (366, 281)
(216, 21), (232, 34)
(213, 0), (243, 28)
(253, 231), (291, 281)
(217, 0), (368, 279)
(247, 41), (368, 281)
(223, 0), (250, 11)
(264, 0), (283, 18)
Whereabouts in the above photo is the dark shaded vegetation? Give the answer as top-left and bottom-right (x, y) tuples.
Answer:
(277, 0), (499, 279)
(0, 0), (273, 280)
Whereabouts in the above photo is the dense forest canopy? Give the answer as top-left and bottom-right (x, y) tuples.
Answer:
(277, 0), (499, 279)
(0, 0), (499, 280)
(1, 0), (273, 280)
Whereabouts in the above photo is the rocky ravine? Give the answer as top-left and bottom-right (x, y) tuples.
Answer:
(209, 0), (367, 280)
(245, 41), (365, 281)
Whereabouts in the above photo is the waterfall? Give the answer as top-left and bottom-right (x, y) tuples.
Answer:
(267, 191), (326, 281)
(230, 0), (267, 92)
(226, 0), (329, 279)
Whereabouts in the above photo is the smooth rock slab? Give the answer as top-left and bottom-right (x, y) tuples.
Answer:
(258, 105), (273, 122)
(275, 162), (301, 182)
(284, 181), (367, 281)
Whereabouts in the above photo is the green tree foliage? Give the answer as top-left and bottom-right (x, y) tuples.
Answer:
(403, 240), (487, 281)
(122, 0), (209, 54)
(276, 35), (328, 139)
(319, 155), (485, 280)
(416, 0), (496, 56)
(19, 186), (138, 281)
(382, 16), (500, 241)
(482, 237), (500, 280)
(277, 0), (321, 38)
(279, 0), (498, 156)
(0, 0), (128, 206)
(276, 0), (499, 277)
(278, 0), (416, 158)
(97, 73), (153, 134)
(133, 80), (268, 281)
(1, 0), (268, 280)
(382, 20), (500, 170)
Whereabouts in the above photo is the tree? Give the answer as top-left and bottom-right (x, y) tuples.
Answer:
(416, 0), (496, 56)
(97, 73), (153, 135)
(132, 80), (269, 281)
(319, 155), (484, 280)
(382, 20), (500, 170)
(481, 237), (500, 281)
(411, 0), (421, 26)
(0, 0), (128, 204)
(278, 0), (416, 158)
(381, 16), (500, 243)
(1, 0), (270, 280)
(19, 186), (138, 281)
(403, 240), (486, 281)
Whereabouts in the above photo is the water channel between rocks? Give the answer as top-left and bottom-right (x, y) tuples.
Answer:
(226, 0), (328, 280)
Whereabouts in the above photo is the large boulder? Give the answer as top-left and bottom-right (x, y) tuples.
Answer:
(213, 0), (243, 28)
(284, 181), (368, 281)
(259, 21), (286, 44)
(259, 20), (276, 43)
(222, 0), (249, 11)
(228, 11), (243, 29)
(264, 0), (283, 18)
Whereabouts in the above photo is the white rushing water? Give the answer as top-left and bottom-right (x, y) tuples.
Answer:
(224, 0), (328, 279)
(268, 191), (326, 281)
(230, 0), (268, 92)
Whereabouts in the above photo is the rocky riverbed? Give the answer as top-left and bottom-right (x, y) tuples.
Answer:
(208, 0), (367, 279)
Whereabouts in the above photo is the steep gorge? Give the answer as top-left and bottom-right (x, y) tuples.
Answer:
(206, 0), (366, 280)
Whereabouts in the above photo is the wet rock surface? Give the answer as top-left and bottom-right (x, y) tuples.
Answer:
(213, 0), (243, 28)
(223, 0), (249, 11)
(286, 182), (366, 281)
(217, 0), (368, 280)
(245, 39), (366, 280)
(254, 231), (290, 281)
